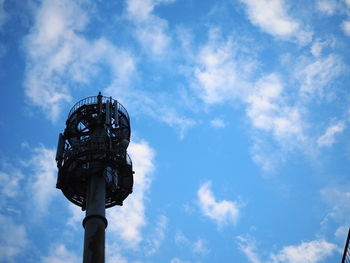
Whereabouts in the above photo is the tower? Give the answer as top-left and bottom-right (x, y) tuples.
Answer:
(55, 92), (134, 263)
(342, 228), (350, 263)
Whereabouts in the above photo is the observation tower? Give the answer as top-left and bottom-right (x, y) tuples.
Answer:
(55, 92), (134, 263)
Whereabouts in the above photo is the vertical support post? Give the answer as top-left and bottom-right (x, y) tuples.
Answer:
(342, 227), (350, 263)
(82, 172), (107, 263)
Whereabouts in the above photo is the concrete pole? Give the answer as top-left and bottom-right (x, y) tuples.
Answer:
(82, 171), (107, 263)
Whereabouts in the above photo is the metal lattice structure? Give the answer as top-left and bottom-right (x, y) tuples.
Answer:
(56, 92), (133, 208)
(55, 92), (134, 263)
(342, 228), (350, 263)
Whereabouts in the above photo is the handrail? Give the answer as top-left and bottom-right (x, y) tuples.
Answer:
(62, 136), (131, 165)
(67, 95), (129, 121)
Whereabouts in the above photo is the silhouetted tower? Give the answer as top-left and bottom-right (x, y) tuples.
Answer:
(55, 92), (134, 263)
(342, 228), (350, 263)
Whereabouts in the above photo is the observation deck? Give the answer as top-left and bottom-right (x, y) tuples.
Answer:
(56, 93), (134, 208)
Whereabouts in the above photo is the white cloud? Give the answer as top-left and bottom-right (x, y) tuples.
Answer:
(144, 215), (168, 256)
(249, 137), (286, 172)
(341, 20), (350, 36)
(41, 244), (80, 263)
(334, 225), (348, 241)
(297, 54), (344, 99)
(175, 231), (190, 245)
(135, 20), (170, 55)
(239, 0), (311, 44)
(125, 0), (173, 55)
(106, 243), (128, 263)
(0, 170), (22, 199)
(0, 214), (28, 263)
(197, 181), (241, 227)
(24, 0), (135, 121)
(246, 74), (304, 143)
(170, 258), (192, 263)
(317, 1), (338, 15)
(269, 240), (337, 263)
(236, 235), (262, 263)
(28, 146), (58, 214)
(237, 235), (337, 263)
(67, 203), (84, 228)
(321, 185), (350, 229)
(317, 121), (345, 147)
(24, 0), (83, 120)
(193, 238), (209, 255)
(192, 32), (239, 104)
(106, 89), (197, 139)
(158, 107), (197, 139)
(190, 29), (256, 106)
(107, 140), (155, 248)
(310, 43), (322, 57)
(174, 231), (209, 255)
(126, 0), (155, 22)
(190, 31), (311, 172)
(210, 118), (228, 128)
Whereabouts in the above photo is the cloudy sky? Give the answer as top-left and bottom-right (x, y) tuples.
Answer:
(1, 0), (350, 262)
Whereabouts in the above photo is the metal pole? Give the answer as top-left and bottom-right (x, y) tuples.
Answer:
(342, 227), (350, 263)
(82, 171), (107, 263)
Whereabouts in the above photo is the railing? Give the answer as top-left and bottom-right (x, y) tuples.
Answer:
(64, 137), (110, 161)
(67, 95), (129, 121)
(62, 136), (131, 165)
(68, 96), (97, 118)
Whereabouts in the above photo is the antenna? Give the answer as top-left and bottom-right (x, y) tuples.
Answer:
(55, 93), (134, 263)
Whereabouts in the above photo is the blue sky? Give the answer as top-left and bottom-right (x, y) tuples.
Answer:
(1, 0), (350, 262)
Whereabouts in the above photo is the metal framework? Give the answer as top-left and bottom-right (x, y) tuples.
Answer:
(342, 228), (350, 263)
(55, 92), (134, 263)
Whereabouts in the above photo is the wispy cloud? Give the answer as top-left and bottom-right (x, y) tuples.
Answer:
(341, 20), (350, 36)
(197, 181), (241, 227)
(210, 118), (228, 128)
(310, 38), (334, 57)
(174, 231), (210, 255)
(236, 235), (262, 263)
(245, 73), (307, 171)
(107, 140), (155, 248)
(106, 243), (128, 263)
(24, 0), (135, 121)
(320, 185), (350, 236)
(239, 0), (312, 44)
(0, 169), (23, 200)
(269, 240), (337, 263)
(193, 238), (210, 255)
(246, 74), (304, 142)
(317, 121), (345, 147)
(144, 215), (168, 256)
(106, 89), (197, 139)
(236, 234), (337, 263)
(296, 54), (344, 100)
(27, 146), (58, 215)
(192, 29), (242, 104)
(125, 0), (174, 56)
(170, 258), (192, 263)
(41, 244), (80, 263)
(316, 0), (338, 16)
(158, 107), (197, 139)
(67, 203), (84, 229)
(0, 214), (28, 263)
(188, 29), (310, 171)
